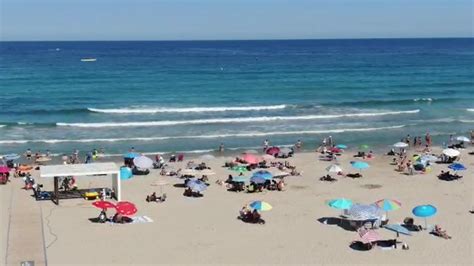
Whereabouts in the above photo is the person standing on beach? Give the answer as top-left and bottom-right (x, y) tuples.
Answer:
(425, 133), (432, 147)
(328, 136), (333, 147)
(470, 130), (474, 144)
(263, 139), (269, 151)
(219, 143), (225, 153)
(295, 139), (302, 150)
(405, 135), (411, 147)
(25, 148), (32, 160)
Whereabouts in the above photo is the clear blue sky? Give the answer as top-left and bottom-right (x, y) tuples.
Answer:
(1, 0), (472, 41)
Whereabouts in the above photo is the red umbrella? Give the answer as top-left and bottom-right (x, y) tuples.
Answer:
(92, 200), (116, 210)
(266, 147), (280, 156)
(241, 153), (261, 165)
(330, 147), (342, 153)
(115, 201), (137, 216)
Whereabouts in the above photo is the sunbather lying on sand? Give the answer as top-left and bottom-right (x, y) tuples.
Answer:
(431, 225), (452, 239)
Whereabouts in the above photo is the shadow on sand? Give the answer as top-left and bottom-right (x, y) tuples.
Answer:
(317, 217), (355, 231)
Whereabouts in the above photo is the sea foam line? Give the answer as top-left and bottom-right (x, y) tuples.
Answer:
(87, 105), (288, 114)
(0, 125), (406, 144)
(467, 108), (474, 112)
(58, 110), (420, 128)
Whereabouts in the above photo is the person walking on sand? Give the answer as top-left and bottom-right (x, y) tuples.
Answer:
(25, 148), (32, 160)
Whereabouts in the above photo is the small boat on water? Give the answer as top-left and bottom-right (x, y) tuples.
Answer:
(81, 58), (97, 62)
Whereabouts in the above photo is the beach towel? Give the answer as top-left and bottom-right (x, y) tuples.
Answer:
(131, 216), (154, 224)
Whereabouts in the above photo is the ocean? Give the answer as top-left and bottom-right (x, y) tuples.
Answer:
(0, 38), (473, 156)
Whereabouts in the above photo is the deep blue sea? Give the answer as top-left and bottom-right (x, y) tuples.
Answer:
(0, 39), (473, 156)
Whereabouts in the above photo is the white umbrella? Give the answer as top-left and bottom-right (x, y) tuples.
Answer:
(180, 168), (197, 176)
(443, 148), (460, 157)
(199, 169), (215, 176)
(326, 164), (343, 173)
(456, 136), (470, 142)
(393, 142), (409, 148)
(133, 155), (154, 169)
(199, 154), (216, 161)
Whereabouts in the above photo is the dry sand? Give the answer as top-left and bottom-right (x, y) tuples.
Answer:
(3, 147), (474, 265)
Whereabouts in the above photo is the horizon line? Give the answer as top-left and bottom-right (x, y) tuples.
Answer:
(1, 36), (473, 42)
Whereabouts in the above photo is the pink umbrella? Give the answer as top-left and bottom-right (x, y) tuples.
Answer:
(241, 154), (261, 165)
(266, 146), (280, 156)
(0, 166), (10, 174)
(330, 147), (342, 153)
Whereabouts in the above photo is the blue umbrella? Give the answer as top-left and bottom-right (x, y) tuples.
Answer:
(250, 176), (267, 184)
(327, 198), (353, 210)
(384, 224), (412, 236)
(351, 161), (370, 170)
(251, 170), (273, 180)
(124, 152), (139, 159)
(186, 179), (207, 192)
(412, 204), (437, 229)
(336, 144), (348, 149)
(448, 163), (466, 171)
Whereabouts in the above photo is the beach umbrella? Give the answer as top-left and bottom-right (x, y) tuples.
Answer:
(351, 161), (370, 171)
(448, 163), (466, 171)
(327, 198), (353, 210)
(180, 168), (197, 176)
(442, 148), (460, 157)
(280, 147), (292, 154)
(231, 165), (248, 173)
(357, 229), (382, 244)
(244, 150), (259, 154)
(374, 199), (402, 218)
(249, 201), (272, 211)
(330, 147), (342, 153)
(120, 167), (133, 180)
(232, 176), (248, 183)
(456, 136), (470, 142)
(199, 169), (216, 176)
(199, 154), (216, 161)
(393, 142), (409, 148)
(133, 155), (153, 169)
(241, 153), (261, 164)
(359, 144), (370, 150)
(250, 176), (266, 184)
(251, 170), (273, 180)
(2, 154), (20, 161)
(123, 152), (139, 159)
(92, 200), (116, 210)
(261, 154), (275, 161)
(326, 164), (343, 173)
(115, 201), (137, 216)
(346, 204), (383, 221)
(412, 204), (437, 229)
(336, 144), (348, 149)
(186, 179), (207, 192)
(0, 166), (9, 173)
(384, 224), (412, 236)
(266, 147), (280, 156)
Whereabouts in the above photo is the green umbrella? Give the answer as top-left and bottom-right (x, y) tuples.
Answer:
(231, 165), (248, 173)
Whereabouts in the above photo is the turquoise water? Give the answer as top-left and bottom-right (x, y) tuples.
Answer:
(0, 39), (473, 155)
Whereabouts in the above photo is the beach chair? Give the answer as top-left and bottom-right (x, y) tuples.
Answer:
(178, 154), (184, 162)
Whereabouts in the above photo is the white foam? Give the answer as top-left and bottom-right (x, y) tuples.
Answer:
(88, 105), (288, 114)
(0, 125), (406, 144)
(413, 98), (433, 102)
(467, 109), (474, 112)
(58, 110), (419, 128)
(0, 125), (5, 128)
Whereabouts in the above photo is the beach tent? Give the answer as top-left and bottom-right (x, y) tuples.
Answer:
(40, 162), (121, 205)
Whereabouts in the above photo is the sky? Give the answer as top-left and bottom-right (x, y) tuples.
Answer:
(1, 0), (473, 41)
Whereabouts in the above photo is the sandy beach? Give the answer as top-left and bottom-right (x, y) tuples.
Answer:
(2, 145), (473, 265)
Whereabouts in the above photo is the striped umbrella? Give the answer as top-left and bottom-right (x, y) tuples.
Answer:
(346, 204), (383, 221)
(375, 199), (402, 218)
(358, 229), (382, 244)
(249, 201), (272, 211)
